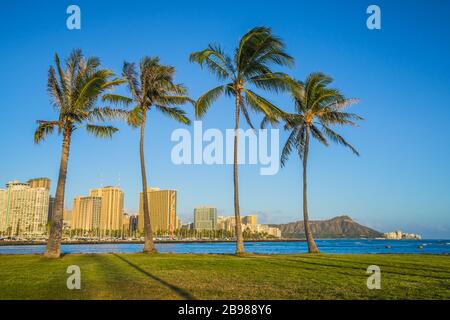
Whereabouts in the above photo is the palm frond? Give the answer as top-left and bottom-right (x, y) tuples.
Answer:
(84, 56), (101, 71)
(318, 111), (363, 127)
(249, 72), (294, 93)
(102, 77), (126, 89)
(102, 94), (133, 107)
(283, 113), (305, 130)
(240, 104), (255, 129)
(65, 49), (83, 97)
(47, 67), (65, 110)
(244, 89), (283, 119)
(321, 125), (359, 156)
(127, 106), (143, 128)
(237, 26), (293, 76)
(195, 85), (226, 118)
(260, 115), (281, 129)
(54, 53), (68, 96)
(74, 69), (115, 110)
(189, 44), (233, 80)
(89, 107), (130, 122)
(304, 72), (333, 108)
(34, 121), (59, 144)
(155, 105), (191, 125)
(310, 88), (344, 112)
(310, 124), (329, 146)
(280, 128), (298, 167)
(160, 82), (188, 96)
(122, 62), (142, 103)
(325, 98), (361, 111)
(85, 124), (118, 138)
(156, 95), (195, 107)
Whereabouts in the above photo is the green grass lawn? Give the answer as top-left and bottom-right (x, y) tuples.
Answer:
(0, 253), (448, 299)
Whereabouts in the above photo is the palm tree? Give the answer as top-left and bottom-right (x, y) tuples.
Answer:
(121, 57), (192, 253)
(277, 72), (362, 253)
(190, 26), (293, 254)
(35, 49), (128, 258)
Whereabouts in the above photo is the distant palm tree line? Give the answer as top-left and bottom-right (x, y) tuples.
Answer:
(65, 228), (276, 241)
(35, 26), (362, 258)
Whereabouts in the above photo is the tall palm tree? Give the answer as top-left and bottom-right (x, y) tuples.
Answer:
(277, 72), (362, 253)
(121, 57), (192, 253)
(35, 49), (127, 258)
(190, 26), (293, 254)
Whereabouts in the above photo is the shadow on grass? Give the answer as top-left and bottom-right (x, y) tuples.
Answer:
(310, 255), (450, 275)
(237, 254), (450, 282)
(113, 254), (196, 300)
(287, 255), (450, 279)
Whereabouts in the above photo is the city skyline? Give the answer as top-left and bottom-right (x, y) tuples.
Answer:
(0, 1), (449, 239)
(0, 177), (283, 239)
(0, 176), (428, 241)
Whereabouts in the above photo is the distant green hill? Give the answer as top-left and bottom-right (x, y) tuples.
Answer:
(271, 215), (383, 239)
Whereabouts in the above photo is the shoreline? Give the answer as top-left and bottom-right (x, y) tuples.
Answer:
(0, 238), (441, 247)
(0, 239), (307, 246)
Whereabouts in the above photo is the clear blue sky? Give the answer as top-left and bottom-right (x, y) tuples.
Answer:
(1, 0), (449, 238)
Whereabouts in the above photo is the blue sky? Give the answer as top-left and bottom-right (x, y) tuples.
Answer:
(0, 0), (449, 238)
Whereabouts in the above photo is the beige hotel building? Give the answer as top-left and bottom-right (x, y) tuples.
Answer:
(138, 188), (177, 234)
(90, 186), (124, 236)
(71, 186), (124, 236)
(72, 196), (102, 232)
(27, 178), (51, 190)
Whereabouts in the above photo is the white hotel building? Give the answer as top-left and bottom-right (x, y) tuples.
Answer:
(0, 180), (50, 237)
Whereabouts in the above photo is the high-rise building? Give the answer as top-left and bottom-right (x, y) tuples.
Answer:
(0, 180), (50, 237)
(90, 186), (124, 236)
(216, 214), (281, 238)
(27, 178), (51, 190)
(242, 215), (257, 225)
(123, 213), (130, 236)
(217, 216), (236, 232)
(27, 179), (54, 223)
(72, 196), (102, 232)
(129, 215), (138, 236)
(181, 223), (193, 230)
(194, 206), (218, 231)
(63, 209), (72, 229)
(217, 215), (258, 231)
(0, 189), (8, 234)
(138, 187), (177, 233)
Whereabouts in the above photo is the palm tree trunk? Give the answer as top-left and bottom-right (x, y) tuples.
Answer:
(44, 126), (71, 258)
(234, 94), (244, 254)
(303, 126), (320, 254)
(140, 110), (156, 253)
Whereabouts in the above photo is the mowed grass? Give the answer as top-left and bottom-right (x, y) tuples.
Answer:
(0, 253), (448, 300)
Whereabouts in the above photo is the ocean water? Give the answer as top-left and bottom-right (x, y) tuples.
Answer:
(0, 239), (448, 255)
